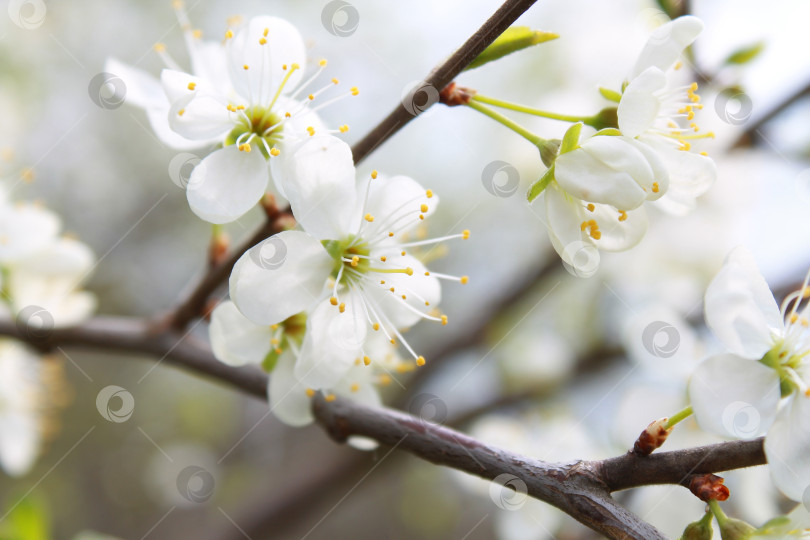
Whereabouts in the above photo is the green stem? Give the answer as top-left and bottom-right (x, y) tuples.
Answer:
(211, 224), (223, 237)
(466, 100), (546, 146)
(665, 406), (693, 429)
(708, 499), (728, 526)
(473, 94), (598, 126)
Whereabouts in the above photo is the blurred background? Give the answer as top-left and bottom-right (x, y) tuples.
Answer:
(1, 0), (810, 538)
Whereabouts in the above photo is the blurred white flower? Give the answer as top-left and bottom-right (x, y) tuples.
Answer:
(688, 246), (810, 501)
(229, 136), (466, 389)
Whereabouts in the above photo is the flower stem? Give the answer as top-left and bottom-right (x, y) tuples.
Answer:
(473, 94), (598, 126)
(665, 406), (693, 429)
(465, 100), (546, 146)
(708, 499), (728, 526)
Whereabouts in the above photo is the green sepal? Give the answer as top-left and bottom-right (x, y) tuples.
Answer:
(262, 348), (281, 373)
(559, 122), (582, 154)
(594, 128), (621, 137)
(527, 164), (555, 203)
(465, 26), (559, 71)
(0, 496), (50, 540)
(724, 41), (765, 66)
(599, 87), (622, 103)
(679, 512), (713, 540)
(590, 107), (619, 130)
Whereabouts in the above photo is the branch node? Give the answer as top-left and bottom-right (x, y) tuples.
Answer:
(439, 82), (477, 106)
(632, 418), (673, 456)
(688, 473), (730, 502)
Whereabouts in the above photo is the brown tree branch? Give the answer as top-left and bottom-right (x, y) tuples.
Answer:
(349, 0), (540, 164)
(731, 78), (810, 149)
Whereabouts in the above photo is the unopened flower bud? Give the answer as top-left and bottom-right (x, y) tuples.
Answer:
(679, 512), (713, 540)
(633, 418), (673, 455)
(689, 474), (729, 502)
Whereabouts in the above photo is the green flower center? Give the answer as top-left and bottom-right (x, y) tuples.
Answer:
(224, 106), (284, 159)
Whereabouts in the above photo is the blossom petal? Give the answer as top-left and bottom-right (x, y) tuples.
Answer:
(278, 136), (358, 240)
(765, 395), (810, 501)
(360, 175), (437, 238)
(160, 68), (200, 106)
(704, 247), (782, 358)
(688, 353), (780, 438)
(105, 58), (165, 111)
(648, 141), (716, 215)
(0, 204), (60, 263)
(166, 84), (233, 141)
(625, 137), (669, 200)
(618, 67), (667, 138)
(555, 136), (651, 210)
(295, 295), (367, 389)
(227, 16), (306, 106)
(230, 230), (332, 325)
(363, 254), (440, 329)
(543, 184), (600, 274)
(630, 16), (704, 79)
(209, 301), (272, 367)
(590, 203), (648, 252)
(186, 146), (268, 223)
(268, 351), (314, 427)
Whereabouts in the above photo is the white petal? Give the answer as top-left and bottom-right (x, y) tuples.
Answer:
(13, 236), (94, 278)
(688, 353), (780, 438)
(230, 230), (333, 325)
(145, 105), (213, 150)
(704, 247), (782, 358)
(279, 136), (357, 240)
(209, 301), (272, 366)
(646, 140), (716, 216)
(590, 203), (648, 252)
(160, 68), (199, 106)
(268, 351), (314, 427)
(543, 184), (600, 274)
(0, 411), (39, 476)
(227, 16), (306, 105)
(167, 89), (233, 141)
(186, 40), (230, 96)
(630, 16), (704, 79)
(625, 138), (669, 200)
(764, 395), (810, 501)
(186, 146), (268, 223)
(363, 254), (440, 329)
(618, 67), (667, 138)
(295, 295), (367, 389)
(0, 204), (61, 263)
(361, 175), (436, 238)
(555, 136), (650, 210)
(104, 58), (164, 111)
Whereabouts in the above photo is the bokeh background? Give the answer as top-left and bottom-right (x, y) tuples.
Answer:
(1, 0), (810, 538)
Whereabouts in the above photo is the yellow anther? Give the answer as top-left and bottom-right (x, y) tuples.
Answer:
(802, 317), (810, 328)
(425, 301), (430, 306)
(401, 294), (407, 300)
(237, 105), (245, 110)
(308, 94), (314, 101)
(238, 143), (251, 152)
(363, 356), (371, 366)
(420, 204), (428, 213)
(419, 214), (425, 220)
(373, 323), (380, 331)
(225, 29), (233, 39)
(460, 276), (469, 284)
(187, 82), (196, 91)
(580, 221), (588, 231)
(618, 210), (627, 222)
(351, 255), (360, 267)
(690, 82), (698, 91)
(350, 383), (360, 393)
(590, 230), (601, 240)
(21, 168), (34, 183)
(441, 315), (448, 326)
(700, 151), (708, 156)
(285, 112), (291, 117)
(690, 122), (699, 132)
(687, 111), (695, 120)
(227, 104), (236, 112)
(259, 37), (267, 45)
(388, 232), (394, 237)
(271, 324), (279, 330)
(154, 43), (166, 52)
(462, 229), (470, 240)
(192, 29), (202, 39)
(339, 302), (346, 313)
(389, 287), (395, 293)
(331, 77), (339, 84)
(803, 287), (810, 299)
(416, 356), (426, 366)
(380, 280), (385, 284)
(305, 388), (315, 398)
(405, 267), (413, 276)
(674, 61), (682, 70)
(790, 313), (799, 323)
(319, 59), (327, 67)
(424, 271), (430, 276)
(370, 170), (378, 179)
(325, 393), (337, 402)
(330, 297), (338, 306)
(389, 338), (396, 345)
(350, 86), (359, 96)
(263, 28), (269, 37)
(339, 124), (349, 133)
(364, 213), (374, 222)
(177, 109), (185, 116)
(400, 250), (406, 256)
(270, 147), (281, 157)
(380, 256), (387, 262)
(380, 374), (392, 385)
(652, 182), (660, 193)
(307, 126), (315, 136)
(586, 203), (595, 212)
(426, 189), (433, 198)
(243, 64), (249, 70)
(270, 338), (279, 345)
(291, 63), (300, 70)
